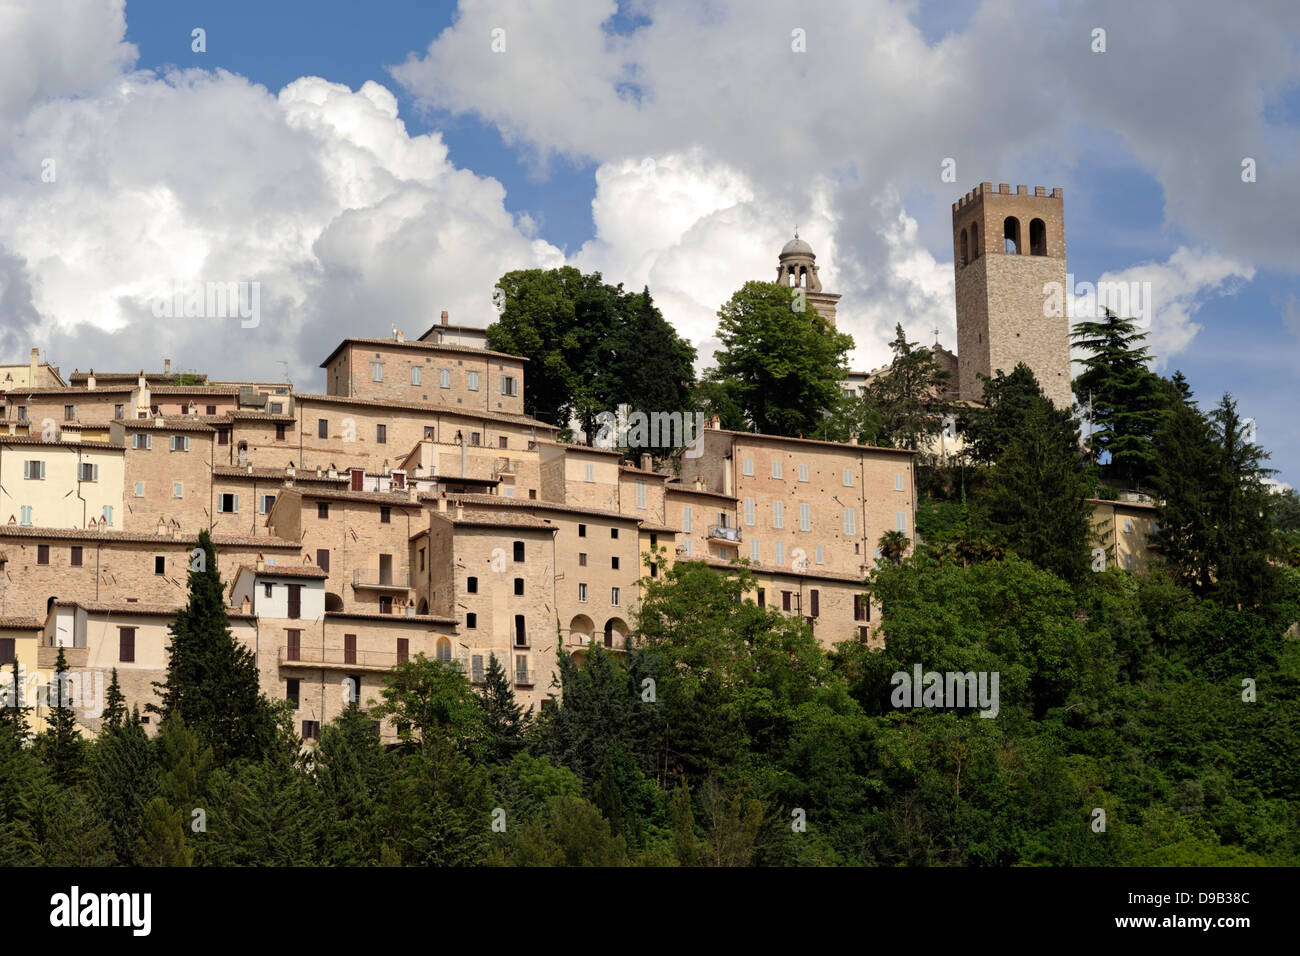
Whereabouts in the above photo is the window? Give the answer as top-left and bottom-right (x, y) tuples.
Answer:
(844, 508), (856, 535)
(578, 524), (587, 538)
(37, 545), (49, 566)
(799, 503), (811, 531)
(218, 430), (229, 445)
(102, 506), (113, 526)
(515, 654), (529, 684)
(287, 629), (302, 661)
(896, 511), (907, 533)
(854, 595), (870, 622)
(781, 591), (792, 612)
(1029, 217), (1047, 256)
(467, 576), (478, 593)
(1003, 216), (1021, 254)
(636, 480), (646, 509)
(798, 464), (809, 482)
(317, 419), (328, 438)
(134, 482), (145, 498)
(775, 541), (785, 565)
(317, 502), (330, 519)
(411, 366), (422, 386)
(287, 585), (302, 620)
(15, 405), (28, 422)
(418, 548), (424, 571)
(23, 460), (44, 480)
(380, 505), (391, 524)
(376, 424), (387, 444)
(79, 463), (98, 482)
(771, 461), (783, 479)
(742, 458), (754, 476)
(514, 615), (527, 647)
(154, 556), (165, 575)
(501, 376), (518, 397)
(499, 437), (508, 450)
(19, 506), (32, 526)
(275, 424), (286, 441)
(64, 404), (75, 420)
(682, 507), (691, 534)
(1123, 518), (1133, 534)
(371, 362), (383, 382)
(379, 595), (393, 614)
(206, 405), (217, 416)
(169, 435), (190, 452)
(584, 464), (595, 483)
(750, 539), (760, 562)
(286, 679), (300, 708)
(439, 369), (451, 389)
(344, 633), (356, 665)
(173, 482), (183, 498)
(772, 501), (784, 529)
(467, 371), (479, 391)
(513, 541), (525, 562)
(119, 627), (136, 663)
(843, 468), (853, 487)
(259, 494), (276, 515)
(132, 433), (152, 450)
(611, 556), (620, 570)
(218, 493), (239, 514)
(1125, 553), (1134, 570)
(397, 638), (409, 664)
(742, 498), (756, 526)
(757, 588), (766, 608)
(264, 583), (273, 598)
(610, 528), (619, 539)
(575, 553), (587, 569)
(114, 404), (124, 418)
(466, 612), (477, 628)
(815, 545), (824, 565)
(810, 589), (820, 618)
(302, 720), (320, 741)
(683, 540), (692, 556)
(611, 587), (620, 606)
(514, 578), (524, 596)
(471, 432), (481, 446)
(71, 546), (83, 567)
(891, 473), (902, 492)
(578, 583), (588, 603)
(0, 639), (12, 666)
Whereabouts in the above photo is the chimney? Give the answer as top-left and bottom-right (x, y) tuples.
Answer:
(240, 595), (251, 614)
(139, 370), (147, 389)
(169, 519), (181, 539)
(440, 310), (449, 326)
(315, 464), (322, 478)
(395, 329), (405, 343)
(640, 452), (652, 472)
(709, 415), (721, 430)
(437, 495), (448, 513)
(164, 359), (171, 375)
(693, 475), (705, 492)
(408, 484), (418, 503)
(29, 348), (38, 377)
(455, 503), (464, 520)
(87, 370), (96, 390)
(256, 553), (265, 571)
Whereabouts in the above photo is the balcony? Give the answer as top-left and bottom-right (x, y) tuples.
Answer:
(280, 646), (469, 672)
(707, 524), (742, 545)
(493, 457), (519, 477)
(352, 569), (413, 593)
(514, 668), (533, 687)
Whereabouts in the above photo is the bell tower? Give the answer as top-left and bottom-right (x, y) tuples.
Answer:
(775, 231), (840, 326)
(952, 183), (1072, 409)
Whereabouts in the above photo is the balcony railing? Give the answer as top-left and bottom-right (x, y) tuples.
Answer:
(279, 645), (401, 671)
(708, 524), (742, 544)
(352, 569), (412, 591)
(514, 668), (533, 686)
(493, 457), (519, 477)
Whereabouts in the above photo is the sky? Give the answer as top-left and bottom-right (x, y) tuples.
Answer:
(0, 0), (1297, 484)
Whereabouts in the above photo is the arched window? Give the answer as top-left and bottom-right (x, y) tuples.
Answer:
(1029, 218), (1046, 256)
(1003, 217), (1021, 254)
(324, 592), (344, 612)
(959, 228), (968, 267)
(971, 223), (979, 258)
(436, 636), (451, 662)
(603, 620), (614, 647)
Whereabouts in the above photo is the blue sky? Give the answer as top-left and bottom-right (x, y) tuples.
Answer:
(3, 0), (1298, 484)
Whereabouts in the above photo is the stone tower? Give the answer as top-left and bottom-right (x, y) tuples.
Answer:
(775, 232), (840, 326)
(952, 183), (1072, 409)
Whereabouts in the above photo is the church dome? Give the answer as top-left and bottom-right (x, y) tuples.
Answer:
(780, 236), (814, 257)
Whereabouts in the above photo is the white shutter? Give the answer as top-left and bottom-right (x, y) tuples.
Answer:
(799, 504), (811, 531)
(844, 508), (855, 535)
(744, 498), (755, 525)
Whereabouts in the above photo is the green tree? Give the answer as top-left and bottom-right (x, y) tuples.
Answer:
(1071, 309), (1164, 488)
(1149, 377), (1218, 593)
(136, 796), (193, 866)
(608, 286), (697, 447)
(313, 703), (392, 865)
(102, 668), (127, 732)
(868, 324), (954, 450)
(962, 363), (1045, 465)
(373, 654), (483, 755)
(479, 652), (527, 764)
(0, 660), (31, 737)
(86, 706), (156, 866)
(710, 280), (854, 435)
(38, 646), (84, 786)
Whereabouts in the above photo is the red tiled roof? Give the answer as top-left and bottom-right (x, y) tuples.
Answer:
(319, 337), (526, 367)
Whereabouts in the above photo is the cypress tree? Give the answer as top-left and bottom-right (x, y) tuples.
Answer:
(39, 646), (84, 786)
(479, 652), (527, 763)
(0, 660), (31, 737)
(87, 706), (156, 866)
(102, 668), (126, 732)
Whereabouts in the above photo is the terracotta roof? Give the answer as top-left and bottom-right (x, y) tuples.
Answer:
(438, 493), (639, 523)
(120, 419), (216, 432)
(0, 436), (123, 451)
(325, 610), (457, 626)
(227, 411), (296, 422)
(147, 385), (241, 395)
(319, 337), (526, 367)
(237, 564), (329, 579)
(213, 465), (348, 484)
(431, 510), (557, 532)
(0, 526), (299, 548)
(619, 464), (668, 478)
(1086, 497), (1159, 511)
(292, 393), (556, 431)
(533, 440), (624, 458)
(711, 428), (918, 456)
(665, 483), (738, 502)
(691, 555), (867, 584)
(637, 522), (681, 534)
(2, 385), (136, 396)
(52, 600), (256, 620)
(418, 322), (488, 340)
(69, 371), (208, 385)
(0, 617), (42, 630)
(288, 488), (422, 507)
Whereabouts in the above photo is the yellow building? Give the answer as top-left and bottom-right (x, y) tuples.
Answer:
(0, 435), (125, 529)
(1088, 497), (1159, 574)
(0, 614), (44, 732)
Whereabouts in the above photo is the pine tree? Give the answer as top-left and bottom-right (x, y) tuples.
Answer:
(1071, 308), (1164, 489)
(313, 704), (390, 865)
(39, 646), (84, 786)
(1150, 378), (1218, 593)
(136, 796), (192, 866)
(150, 530), (275, 762)
(479, 652), (527, 763)
(868, 324), (954, 450)
(962, 363), (1045, 465)
(87, 707), (156, 866)
(102, 668), (126, 732)
(0, 660), (31, 737)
